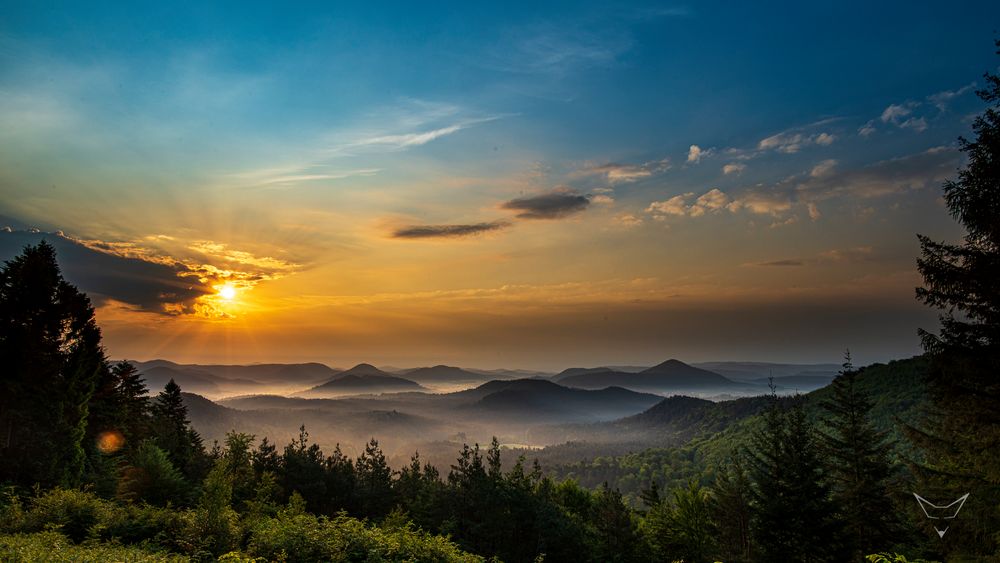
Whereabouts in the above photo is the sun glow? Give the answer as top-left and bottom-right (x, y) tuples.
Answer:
(218, 284), (237, 300)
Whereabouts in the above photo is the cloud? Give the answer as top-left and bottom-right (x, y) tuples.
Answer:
(391, 222), (510, 239)
(795, 146), (957, 201)
(754, 259), (805, 267)
(880, 103), (915, 123)
(723, 163), (746, 175)
(646, 188), (733, 219)
(819, 246), (875, 263)
(858, 120), (877, 137)
(807, 202), (821, 221)
(501, 188), (591, 219)
(810, 159), (838, 178)
(879, 101), (927, 132)
(757, 128), (837, 154)
(584, 158), (670, 183)
(613, 213), (643, 228)
(928, 82), (976, 110)
(687, 145), (709, 163)
(646, 193), (693, 217)
(0, 229), (212, 314)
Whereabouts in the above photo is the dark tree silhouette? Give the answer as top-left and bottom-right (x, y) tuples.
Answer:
(818, 353), (899, 557)
(0, 241), (105, 488)
(911, 40), (1000, 556)
(151, 379), (208, 481)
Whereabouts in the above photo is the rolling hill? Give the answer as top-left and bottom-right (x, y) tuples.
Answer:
(458, 379), (663, 422)
(558, 359), (742, 392)
(402, 365), (488, 383)
(300, 363), (426, 396)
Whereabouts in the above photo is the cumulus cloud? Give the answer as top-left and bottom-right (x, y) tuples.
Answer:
(807, 202), (821, 221)
(858, 120), (877, 137)
(392, 221), (510, 239)
(723, 163), (746, 175)
(646, 188), (734, 219)
(687, 145), (709, 163)
(613, 213), (643, 228)
(501, 188), (591, 219)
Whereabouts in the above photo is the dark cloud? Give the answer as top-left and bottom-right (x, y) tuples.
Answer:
(0, 230), (213, 313)
(392, 221), (510, 239)
(755, 259), (805, 267)
(501, 189), (591, 219)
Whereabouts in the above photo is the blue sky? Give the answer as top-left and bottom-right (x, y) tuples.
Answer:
(0, 2), (997, 368)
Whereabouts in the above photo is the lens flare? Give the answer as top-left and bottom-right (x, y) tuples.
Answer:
(96, 430), (125, 454)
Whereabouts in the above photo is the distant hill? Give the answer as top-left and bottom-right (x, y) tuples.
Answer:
(692, 361), (840, 382)
(552, 367), (613, 382)
(130, 359), (342, 397)
(300, 363), (426, 396)
(402, 365), (487, 383)
(558, 359), (740, 392)
(750, 374), (836, 391)
(460, 379), (663, 422)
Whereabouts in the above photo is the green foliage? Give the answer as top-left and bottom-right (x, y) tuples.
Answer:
(245, 503), (485, 562)
(866, 553), (938, 563)
(0, 531), (190, 562)
(118, 441), (190, 506)
(643, 481), (717, 563)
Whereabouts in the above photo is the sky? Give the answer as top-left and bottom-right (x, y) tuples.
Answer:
(1, 2), (998, 370)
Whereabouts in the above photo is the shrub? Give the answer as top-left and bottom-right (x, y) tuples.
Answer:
(0, 531), (189, 562)
(17, 488), (114, 543)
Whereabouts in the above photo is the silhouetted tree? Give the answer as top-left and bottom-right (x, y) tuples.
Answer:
(355, 437), (394, 519)
(151, 379), (208, 481)
(818, 353), (900, 557)
(746, 396), (845, 562)
(0, 241), (105, 488)
(911, 39), (1000, 557)
(280, 425), (327, 513)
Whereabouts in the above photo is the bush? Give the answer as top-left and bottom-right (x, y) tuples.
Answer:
(16, 488), (114, 543)
(245, 509), (486, 562)
(0, 531), (190, 562)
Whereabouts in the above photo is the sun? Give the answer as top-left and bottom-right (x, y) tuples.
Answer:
(218, 284), (237, 301)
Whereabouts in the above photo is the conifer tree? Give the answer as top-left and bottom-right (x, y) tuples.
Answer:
(355, 437), (394, 519)
(746, 396), (845, 562)
(818, 353), (899, 557)
(911, 40), (1000, 556)
(0, 241), (105, 488)
(711, 457), (752, 563)
(151, 379), (208, 481)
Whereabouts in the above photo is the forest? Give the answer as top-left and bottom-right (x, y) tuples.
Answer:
(0, 41), (998, 563)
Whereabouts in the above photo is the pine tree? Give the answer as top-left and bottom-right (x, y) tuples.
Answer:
(0, 241), (105, 488)
(113, 361), (151, 445)
(355, 437), (395, 519)
(818, 353), (899, 557)
(911, 40), (1000, 557)
(746, 395), (846, 562)
(151, 379), (208, 481)
(712, 457), (752, 563)
(592, 482), (643, 563)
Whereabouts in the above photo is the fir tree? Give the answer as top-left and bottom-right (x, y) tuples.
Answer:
(151, 379), (207, 481)
(818, 353), (899, 557)
(746, 395), (846, 562)
(354, 437), (394, 519)
(911, 39), (1000, 556)
(0, 241), (105, 488)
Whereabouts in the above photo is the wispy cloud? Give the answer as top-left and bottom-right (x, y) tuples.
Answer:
(502, 188), (591, 219)
(391, 221), (510, 239)
(581, 158), (670, 183)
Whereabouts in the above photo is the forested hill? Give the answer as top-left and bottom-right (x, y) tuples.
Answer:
(530, 356), (929, 501)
